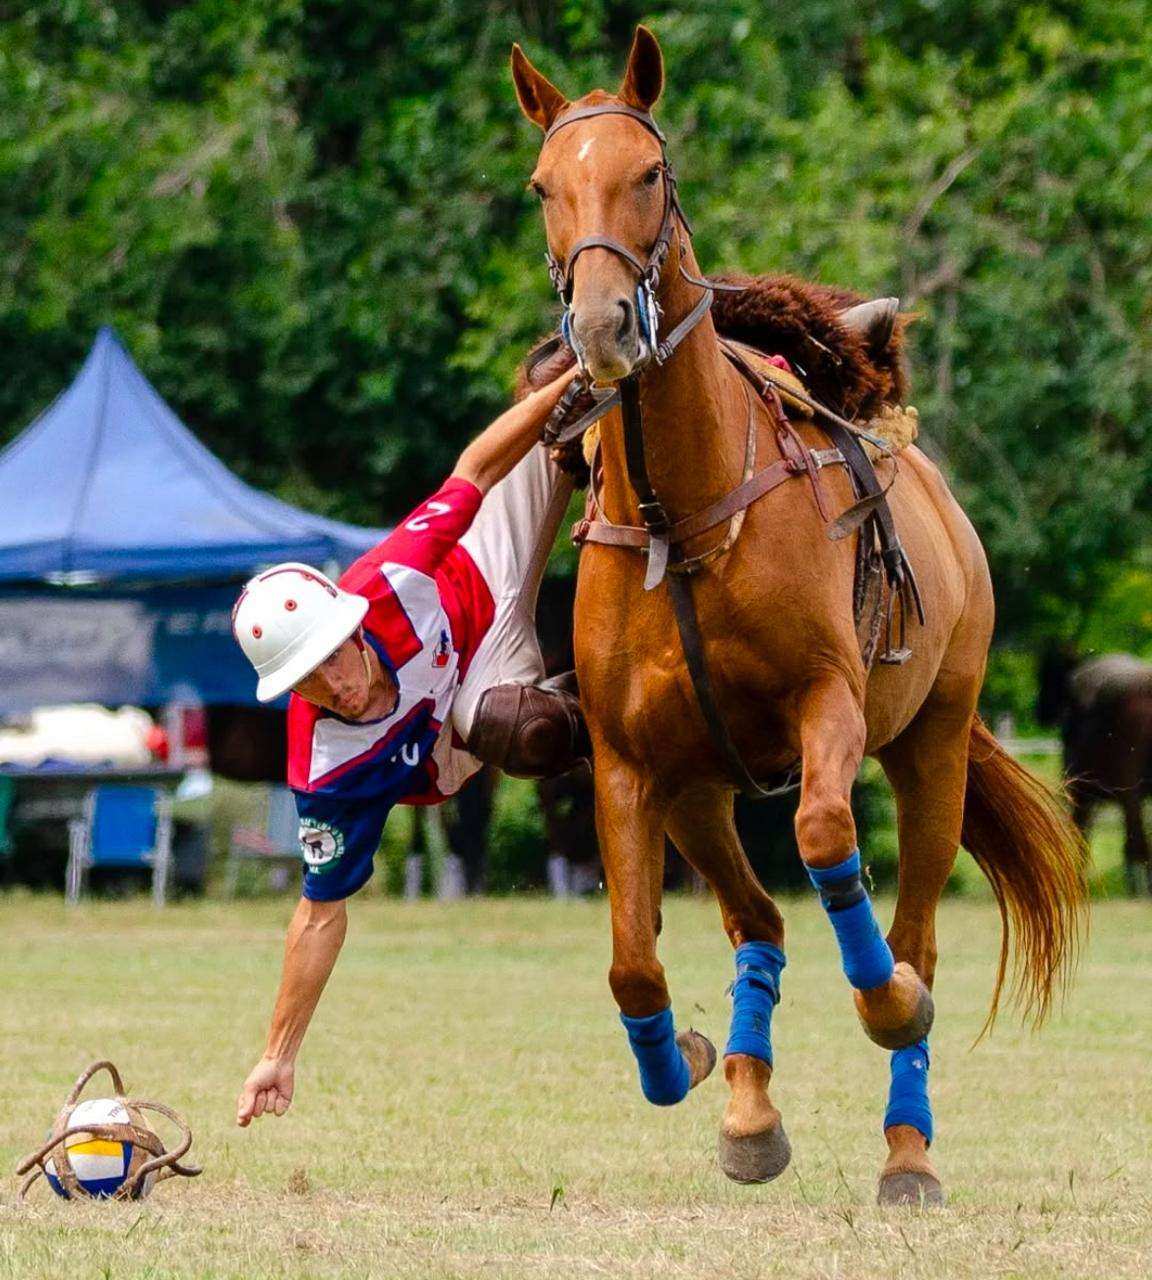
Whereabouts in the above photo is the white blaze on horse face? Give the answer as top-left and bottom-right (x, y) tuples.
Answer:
(576, 137), (595, 163)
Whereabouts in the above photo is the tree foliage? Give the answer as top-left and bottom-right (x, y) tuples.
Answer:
(1, 1), (1149, 648)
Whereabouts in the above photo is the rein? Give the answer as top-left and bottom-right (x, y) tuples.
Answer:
(538, 101), (924, 798)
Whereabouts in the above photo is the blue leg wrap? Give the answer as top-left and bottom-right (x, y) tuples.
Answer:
(884, 1038), (933, 1144)
(807, 849), (895, 991)
(724, 940), (786, 1064)
(620, 1006), (691, 1106)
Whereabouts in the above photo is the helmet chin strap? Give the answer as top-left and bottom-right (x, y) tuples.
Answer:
(356, 629), (399, 717)
(352, 629), (373, 684)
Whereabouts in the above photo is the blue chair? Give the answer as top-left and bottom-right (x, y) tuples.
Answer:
(66, 786), (173, 907)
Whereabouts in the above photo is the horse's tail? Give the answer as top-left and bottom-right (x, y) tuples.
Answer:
(961, 715), (1088, 1036)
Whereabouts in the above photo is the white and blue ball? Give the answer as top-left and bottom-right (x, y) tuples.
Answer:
(45, 1097), (151, 1200)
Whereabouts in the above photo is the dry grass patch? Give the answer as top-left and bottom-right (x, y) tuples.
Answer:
(1, 893), (1149, 1278)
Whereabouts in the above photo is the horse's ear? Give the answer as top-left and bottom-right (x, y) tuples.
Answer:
(619, 25), (664, 112)
(511, 44), (568, 130)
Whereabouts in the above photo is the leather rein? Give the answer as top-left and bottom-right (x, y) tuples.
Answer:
(538, 102), (924, 799)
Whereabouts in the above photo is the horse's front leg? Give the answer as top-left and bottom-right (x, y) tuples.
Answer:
(594, 747), (716, 1104)
(666, 787), (791, 1184)
(795, 678), (933, 1049)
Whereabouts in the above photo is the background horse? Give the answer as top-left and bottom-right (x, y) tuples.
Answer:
(512, 26), (1086, 1205)
(1040, 649), (1152, 895)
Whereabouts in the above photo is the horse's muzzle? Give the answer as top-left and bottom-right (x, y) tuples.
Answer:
(570, 297), (644, 382)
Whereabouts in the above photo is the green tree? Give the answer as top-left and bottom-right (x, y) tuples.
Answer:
(1, 1), (1148, 659)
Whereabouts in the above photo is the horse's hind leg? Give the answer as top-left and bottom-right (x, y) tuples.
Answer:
(665, 787), (791, 1184)
(594, 747), (716, 1105)
(873, 688), (978, 1208)
(794, 678), (933, 1048)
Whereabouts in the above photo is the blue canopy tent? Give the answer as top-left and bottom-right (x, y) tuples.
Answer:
(0, 327), (381, 581)
(0, 328), (385, 710)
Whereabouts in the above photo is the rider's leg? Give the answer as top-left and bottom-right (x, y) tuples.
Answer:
(451, 446), (587, 777)
(466, 679), (590, 777)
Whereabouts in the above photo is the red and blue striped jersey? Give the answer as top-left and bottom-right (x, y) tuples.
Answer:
(289, 477), (494, 901)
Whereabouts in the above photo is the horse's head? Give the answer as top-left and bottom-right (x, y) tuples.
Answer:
(513, 26), (676, 383)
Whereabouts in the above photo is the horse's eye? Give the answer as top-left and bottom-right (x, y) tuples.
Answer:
(529, 179), (549, 200)
(642, 165), (663, 188)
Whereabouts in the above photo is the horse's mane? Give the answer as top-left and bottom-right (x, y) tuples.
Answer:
(517, 273), (910, 421)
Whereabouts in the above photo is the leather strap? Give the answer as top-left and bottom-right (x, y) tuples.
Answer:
(544, 102), (667, 146)
(653, 282), (716, 364)
(556, 235), (649, 301)
(666, 569), (796, 800)
(546, 383), (619, 446)
(576, 457), (803, 551)
(618, 376), (674, 589)
(720, 341), (925, 628)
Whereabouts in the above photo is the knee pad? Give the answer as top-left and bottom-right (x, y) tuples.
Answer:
(467, 682), (589, 779)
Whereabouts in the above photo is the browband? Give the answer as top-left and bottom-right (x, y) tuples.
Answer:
(543, 102), (667, 146)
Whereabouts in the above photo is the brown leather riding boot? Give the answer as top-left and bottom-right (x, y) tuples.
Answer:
(467, 674), (591, 779)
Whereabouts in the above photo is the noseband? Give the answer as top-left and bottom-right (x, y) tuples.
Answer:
(541, 103), (731, 365)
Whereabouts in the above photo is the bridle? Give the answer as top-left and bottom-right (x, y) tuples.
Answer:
(533, 100), (924, 800)
(541, 102), (734, 370)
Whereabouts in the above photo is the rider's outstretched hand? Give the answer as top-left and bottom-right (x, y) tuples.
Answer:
(236, 1056), (295, 1126)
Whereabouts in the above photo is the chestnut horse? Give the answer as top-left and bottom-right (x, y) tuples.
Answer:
(512, 27), (1086, 1204)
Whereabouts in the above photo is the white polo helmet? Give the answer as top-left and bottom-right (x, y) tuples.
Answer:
(232, 563), (369, 703)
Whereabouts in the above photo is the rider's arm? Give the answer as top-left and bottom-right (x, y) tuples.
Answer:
(452, 363), (579, 494)
(354, 363), (579, 583)
(236, 896), (346, 1126)
(236, 791), (389, 1125)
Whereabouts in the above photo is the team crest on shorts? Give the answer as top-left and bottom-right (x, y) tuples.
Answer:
(299, 820), (345, 873)
(432, 628), (451, 668)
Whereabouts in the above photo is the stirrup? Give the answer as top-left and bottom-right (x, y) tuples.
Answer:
(878, 570), (913, 665)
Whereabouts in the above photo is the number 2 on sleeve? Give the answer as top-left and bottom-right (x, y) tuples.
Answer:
(405, 500), (451, 532)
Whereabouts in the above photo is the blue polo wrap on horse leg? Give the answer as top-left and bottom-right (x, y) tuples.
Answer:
(807, 849), (895, 991)
(884, 1038), (934, 1144)
(620, 1006), (691, 1106)
(724, 940), (786, 1064)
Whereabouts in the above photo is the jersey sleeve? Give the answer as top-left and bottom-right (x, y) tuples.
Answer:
(346, 478), (483, 589)
(294, 788), (392, 902)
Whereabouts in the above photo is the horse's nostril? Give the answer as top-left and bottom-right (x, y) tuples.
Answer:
(617, 297), (634, 339)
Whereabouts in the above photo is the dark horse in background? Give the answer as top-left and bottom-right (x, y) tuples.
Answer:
(1040, 650), (1152, 895)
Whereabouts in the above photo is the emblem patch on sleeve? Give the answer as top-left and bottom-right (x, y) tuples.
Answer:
(299, 820), (345, 873)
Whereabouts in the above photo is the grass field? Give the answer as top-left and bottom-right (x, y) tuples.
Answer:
(1, 889), (1149, 1279)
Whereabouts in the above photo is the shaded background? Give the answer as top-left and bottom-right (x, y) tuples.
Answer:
(3, 1), (1150, 704)
(1, 1), (1150, 895)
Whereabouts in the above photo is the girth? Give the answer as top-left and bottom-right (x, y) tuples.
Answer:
(536, 100), (924, 798)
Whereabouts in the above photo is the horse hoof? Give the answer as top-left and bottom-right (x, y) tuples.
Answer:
(877, 1170), (945, 1207)
(676, 1028), (717, 1089)
(856, 966), (935, 1050)
(718, 1122), (792, 1184)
